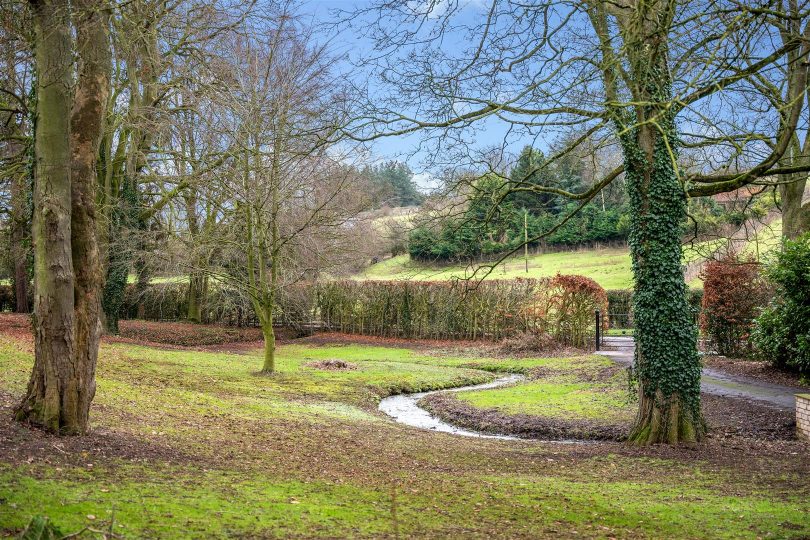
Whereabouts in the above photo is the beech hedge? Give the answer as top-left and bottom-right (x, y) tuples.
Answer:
(122, 275), (609, 347)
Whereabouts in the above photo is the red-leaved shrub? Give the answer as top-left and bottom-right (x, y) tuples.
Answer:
(700, 253), (770, 357)
(528, 274), (608, 349)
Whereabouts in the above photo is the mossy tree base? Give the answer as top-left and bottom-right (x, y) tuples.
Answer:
(628, 390), (705, 445)
(260, 325), (276, 374)
(15, 373), (93, 436)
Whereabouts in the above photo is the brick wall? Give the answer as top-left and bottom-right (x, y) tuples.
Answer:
(797, 394), (810, 441)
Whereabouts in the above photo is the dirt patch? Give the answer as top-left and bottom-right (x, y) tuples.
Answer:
(117, 320), (264, 347)
(704, 355), (809, 390)
(421, 390), (798, 444)
(304, 359), (358, 370)
(0, 314), (277, 353)
(0, 313), (34, 349)
(296, 331), (588, 359)
(0, 391), (193, 468)
(702, 394), (796, 441)
(496, 331), (581, 357)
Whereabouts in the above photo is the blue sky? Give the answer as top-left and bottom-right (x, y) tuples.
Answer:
(301, 0), (521, 190)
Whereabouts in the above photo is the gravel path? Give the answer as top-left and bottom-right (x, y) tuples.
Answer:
(598, 337), (801, 410)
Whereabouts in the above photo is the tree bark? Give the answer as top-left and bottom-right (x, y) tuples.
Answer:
(15, 0), (79, 433)
(780, 173), (809, 240)
(15, 0), (110, 435)
(69, 0), (111, 429)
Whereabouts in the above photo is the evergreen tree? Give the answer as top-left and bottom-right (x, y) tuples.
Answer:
(368, 161), (424, 207)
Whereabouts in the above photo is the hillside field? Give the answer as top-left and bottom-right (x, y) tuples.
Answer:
(359, 241), (727, 290)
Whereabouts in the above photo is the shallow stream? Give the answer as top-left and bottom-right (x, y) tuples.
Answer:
(377, 374), (526, 440)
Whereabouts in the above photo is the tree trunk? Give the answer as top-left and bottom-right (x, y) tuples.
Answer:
(779, 173), (809, 240)
(16, 0), (110, 435)
(15, 0), (79, 433)
(261, 307), (276, 373)
(69, 0), (111, 429)
(621, 117), (704, 445)
(187, 272), (205, 323)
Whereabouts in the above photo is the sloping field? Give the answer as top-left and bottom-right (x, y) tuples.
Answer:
(359, 242), (722, 290)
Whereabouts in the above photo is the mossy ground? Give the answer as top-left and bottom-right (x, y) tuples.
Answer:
(0, 316), (808, 538)
(454, 356), (635, 425)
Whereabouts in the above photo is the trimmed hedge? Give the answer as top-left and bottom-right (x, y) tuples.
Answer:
(318, 277), (606, 346)
(121, 282), (311, 330)
(318, 279), (542, 341)
(122, 276), (607, 347)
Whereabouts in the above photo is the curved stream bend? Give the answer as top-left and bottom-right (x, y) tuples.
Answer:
(378, 374), (526, 440)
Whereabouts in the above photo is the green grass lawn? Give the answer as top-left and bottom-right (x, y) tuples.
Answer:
(741, 217), (783, 259)
(0, 327), (808, 538)
(454, 355), (635, 425)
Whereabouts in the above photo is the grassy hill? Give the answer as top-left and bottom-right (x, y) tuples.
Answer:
(359, 239), (749, 290)
(360, 248), (635, 289)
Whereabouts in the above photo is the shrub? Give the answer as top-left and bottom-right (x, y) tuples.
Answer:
(700, 253), (770, 357)
(529, 274), (608, 348)
(752, 234), (810, 373)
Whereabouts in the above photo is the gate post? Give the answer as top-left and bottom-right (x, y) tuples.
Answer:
(595, 309), (601, 351)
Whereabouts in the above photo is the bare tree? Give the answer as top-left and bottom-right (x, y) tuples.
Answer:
(345, 0), (810, 443)
(97, 0), (257, 332)
(202, 19), (373, 372)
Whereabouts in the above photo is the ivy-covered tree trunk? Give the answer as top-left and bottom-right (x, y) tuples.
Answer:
(15, 0), (79, 433)
(101, 178), (138, 333)
(620, 75), (704, 445)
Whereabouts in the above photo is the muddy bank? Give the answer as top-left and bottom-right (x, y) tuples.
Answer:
(419, 393), (627, 441)
(418, 391), (798, 443)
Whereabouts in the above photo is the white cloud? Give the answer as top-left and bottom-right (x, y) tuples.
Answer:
(412, 172), (440, 192)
